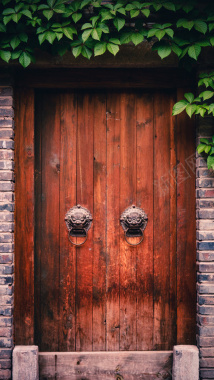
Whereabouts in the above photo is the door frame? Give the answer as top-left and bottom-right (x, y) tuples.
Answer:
(14, 67), (196, 349)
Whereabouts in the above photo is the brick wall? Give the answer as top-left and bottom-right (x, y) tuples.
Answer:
(196, 116), (214, 380)
(0, 85), (14, 380)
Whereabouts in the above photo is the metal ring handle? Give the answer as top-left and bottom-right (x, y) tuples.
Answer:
(124, 231), (144, 246)
(68, 231), (88, 247)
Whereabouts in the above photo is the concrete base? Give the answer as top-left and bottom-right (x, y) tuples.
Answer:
(172, 345), (199, 380)
(13, 345), (39, 380)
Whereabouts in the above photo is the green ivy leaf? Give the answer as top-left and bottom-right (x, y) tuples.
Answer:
(157, 45), (171, 59)
(200, 138), (210, 145)
(81, 46), (92, 59)
(205, 145), (212, 154)
(131, 32), (144, 46)
(72, 45), (82, 58)
(207, 155), (214, 170)
(141, 9), (150, 17)
(186, 104), (197, 117)
(10, 36), (20, 50)
(43, 10), (54, 20)
(0, 50), (11, 63)
(113, 18), (125, 31)
(199, 91), (214, 101)
(94, 42), (107, 56)
(82, 29), (92, 42)
(188, 44), (201, 60)
(197, 143), (206, 154)
(184, 93), (194, 103)
(194, 20), (207, 34)
(19, 51), (31, 67)
(63, 27), (75, 40)
(72, 13), (82, 23)
(172, 100), (188, 115)
(107, 42), (119, 55)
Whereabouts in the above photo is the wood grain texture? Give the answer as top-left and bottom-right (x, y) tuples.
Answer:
(176, 88), (196, 345)
(92, 93), (107, 351)
(76, 93), (94, 351)
(106, 92), (121, 351)
(119, 92), (137, 351)
(39, 351), (173, 380)
(136, 93), (154, 350)
(14, 87), (35, 345)
(59, 92), (77, 351)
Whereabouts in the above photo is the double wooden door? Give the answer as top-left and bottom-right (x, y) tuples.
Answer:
(15, 85), (196, 352)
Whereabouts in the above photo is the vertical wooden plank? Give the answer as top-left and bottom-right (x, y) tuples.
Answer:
(119, 92), (137, 351)
(106, 92), (121, 351)
(177, 88), (196, 345)
(76, 92), (94, 351)
(153, 92), (173, 350)
(38, 92), (60, 351)
(136, 93), (154, 350)
(59, 92), (77, 351)
(14, 88), (34, 344)
(93, 93), (107, 351)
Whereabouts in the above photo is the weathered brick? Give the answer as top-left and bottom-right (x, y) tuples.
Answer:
(0, 338), (12, 348)
(197, 179), (214, 188)
(0, 130), (13, 140)
(0, 307), (12, 316)
(200, 348), (214, 357)
(0, 295), (14, 306)
(197, 251), (214, 261)
(197, 220), (214, 230)
(0, 234), (13, 243)
(0, 276), (13, 286)
(0, 183), (14, 192)
(0, 359), (11, 369)
(0, 368), (11, 379)
(0, 88), (13, 97)
(0, 349), (11, 359)
(0, 214), (13, 222)
(198, 336), (214, 347)
(0, 119), (13, 129)
(199, 210), (214, 219)
(197, 315), (214, 325)
(0, 285), (13, 296)
(198, 199), (214, 209)
(0, 204), (14, 212)
(198, 241), (214, 251)
(198, 263), (214, 273)
(0, 108), (14, 118)
(0, 172), (14, 181)
(196, 157), (207, 168)
(198, 295), (214, 305)
(201, 358), (214, 368)
(198, 305), (214, 314)
(197, 169), (214, 178)
(0, 141), (14, 150)
(197, 190), (214, 198)
(0, 193), (14, 202)
(0, 254), (13, 265)
(0, 225), (14, 233)
(0, 151), (13, 161)
(0, 97), (13, 107)
(0, 317), (12, 327)
(200, 369), (214, 378)
(198, 325), (214, 336)
(197, 231), (214, 241)
(0, 244), (14, 253)
(0, 327), (12, 337)
(198, 274), (214, 282)
(198, 284), (214, 294)
(0, 266), (13, 275)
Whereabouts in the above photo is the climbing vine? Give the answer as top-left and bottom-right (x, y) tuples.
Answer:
(0, 0), (214, 167)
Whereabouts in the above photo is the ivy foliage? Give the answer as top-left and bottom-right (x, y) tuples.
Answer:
(197, 137), (214, 170)
(0, 0), (214, 66)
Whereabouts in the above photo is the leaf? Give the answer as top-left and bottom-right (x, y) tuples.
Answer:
(10, 36), (20, 50)
(131, 32), (144, 45)
(72, 45), (82, 58)
(171, 43), (182, 57)
(200, 138), (210, 144)
(21, 10), (32, 19)
(0, 50), (11, 63)
(188, 44), (201, 60)
(91, 28), (102, 40)
(194, 20), (207, 34)
(197, 143), (206, 154)
(38, 33), (46, 45)
(163, 2), (176, 11)
(141, 9), (150, 17)
(184, 93), (194, 103)
(147, 28), (158, 38)
(82, 29), (92, 42)
(63, 27), (75, 40)
(130, 10), (140, 18)
(210, 37), (214, 46)
(157, 45), (171, 59)
(212, 136), (214, 144)
(113, 18), (125, 31)
(205, 145), (212, 154)
(81, 46), (92, 59)
(19, 51), (31, 67)
(107, 43), (120, 55)
(11, 50), (21, 59)
(45, 31), (56, 44)
(94, 42), (107, 56)
(207, 155), (214, 170)
(72, 13), (82, 23)
(199, 91), (214, 101)
(165, 28), (174, 38)
(0, 23), (6, 32)
(172, 100), (188, 115)
(43, 10), (54, 20)
(2, 8), (15, 16)
(155, 30), (165, 41)
(186, 104), (197, 117)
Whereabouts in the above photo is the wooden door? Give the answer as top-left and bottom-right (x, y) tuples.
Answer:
(14, 86), (196, 352)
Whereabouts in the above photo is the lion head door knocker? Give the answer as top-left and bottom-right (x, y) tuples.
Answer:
(65, 205), (93, 247)
(120, 205), (148, 246)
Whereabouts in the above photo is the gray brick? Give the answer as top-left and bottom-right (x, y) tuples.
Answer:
(198, 274), (214, 282)
(0, 369), (11, 379)
(0, 172), (14, 181)
(0, 359), (12, 368)
(197, 315), (214, 325)
(0, 108), (14, 118)
(0, 234), (13, 243)
(198, 242), (214, 250)
(0, 97), (13, 107)
(198, 231), (214, 241)
(0, 88), (13, 97)
(198, 305), (214, 314)
(0, 265), (13, 275)
(200, 369), (214, 378)
(197, 190), (214, 198)
(198, 336), (214, 347)
(0, 338), (12, 348)
(197, 252), (214, 261)
(198, 179), (214, 188)
(0, 348), (11, 359)
(196, 157), (208, 168)
(198, 326), (214, 336)
(0, 119), (13, 129)
(0, 327), (12, 337)
(0, 161), (14, 170)
(198, 263), (214, 272)
(0, 183), (14, 192)
(0, 204), (14, 212)
(0, 254), (13, 264)
(200, 348), (214, 357)
(0, 295), (13, 306)
(198, 220), (214, 230)
(198, 199), (214, 209)
(198, 295), (214, 305)
(0, 317), (12, 327)
(0, 214), (14, 222)
(196, 168), (214, 178)
(0, 285), (13, 296)
(0, 225), (14, 233)
(199, 210), (214, 219)
(0, 307), (12, 316)
(0, 276), (13, 286)
(0, 243), (14, 253)
(0, 141), (14, 150)
(0, 194), (14, 203)
(0, 130), (14, 140)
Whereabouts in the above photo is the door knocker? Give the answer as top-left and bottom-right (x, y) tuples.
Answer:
(65, 205), (93, 247)
(120, 205), (148, 246)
